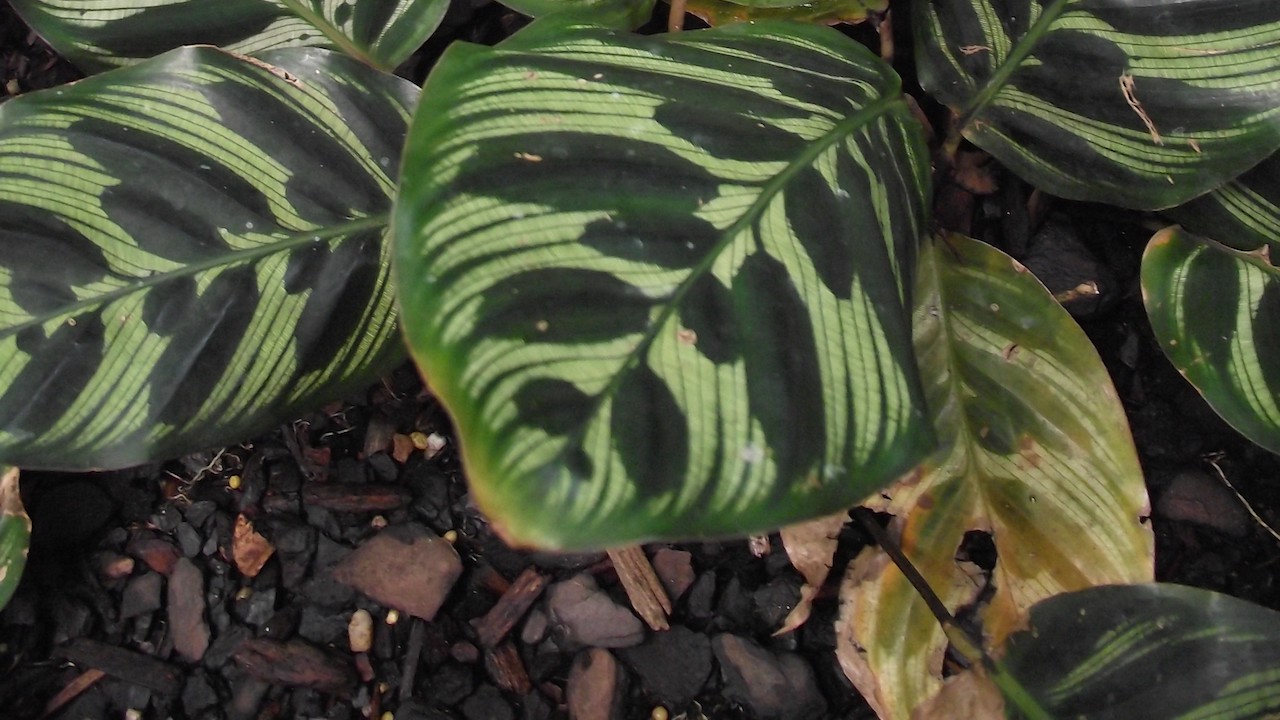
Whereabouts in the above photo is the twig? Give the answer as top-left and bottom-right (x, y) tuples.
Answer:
(1204, 453), (1280, 544)
(608, 546), (672, 631)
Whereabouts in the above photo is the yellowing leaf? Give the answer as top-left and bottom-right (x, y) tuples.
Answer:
(836, 234), (1153, 718)
(685, 0), (887, 27)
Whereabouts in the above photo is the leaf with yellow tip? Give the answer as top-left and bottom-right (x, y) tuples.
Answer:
(835, 234), (1152, 719)
(0, 466), (29, 611)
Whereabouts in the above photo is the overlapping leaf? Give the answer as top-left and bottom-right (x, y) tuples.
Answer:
(0, 467), (28, 612)
(684, 0), (886, 27)
(914, 0), (1280, 209)
(836, 234), (1152, 719)
(10, 0), (449, 73)
(0, 46), (416, 469)
(1142, 227), (1280, 455)
(394, 19), (935, 549)
(1002, 584), (1280, 718)
(1168, 151), (1280, 253)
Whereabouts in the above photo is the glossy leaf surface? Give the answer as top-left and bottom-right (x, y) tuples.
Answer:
(0, 47), (415, 469)
(1168, 151), (1280, 253)
(395, 19), (935, 549)
(1003, 583), (1280, 719)
(10, 0), (449, 73)
(915, 0), (1280, 209)
(1142, 227), (1280, 455)
(0, 467), (28, 612)
(837, 234), (1152, 719)
(685, 0), (886, 27)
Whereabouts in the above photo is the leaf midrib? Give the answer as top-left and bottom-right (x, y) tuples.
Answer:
(544, 92), (907, 480)
(956, 0), (1070, 132)
(0, 213), (388, 340)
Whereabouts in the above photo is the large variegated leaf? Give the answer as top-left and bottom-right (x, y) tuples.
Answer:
(684, 0), (887, 27)
(836, 233), (1152, 719)
(0, 46), (416, 469)
(1002, 583), (1280, 719)
(1168, 151), (1280, 253)
(394, 19), (935, 549)
(0, 467), (28, 612)
(10, 0), (449, 73)
(1142, 227), (1280, 455)
(914, 0), (1280, 209)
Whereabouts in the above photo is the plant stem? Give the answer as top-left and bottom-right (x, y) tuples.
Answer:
(850, 507), (1052, 720)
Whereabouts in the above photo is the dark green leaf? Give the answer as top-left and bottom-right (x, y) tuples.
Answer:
(1142, 226), (1280, 454)
(0, 46), (416, 468)
(394, 19), (935, 549)
(1003, 583), (1280, 719)
(915, 0), (1280, 209)
(10, 0), (449, 73)
(498, 0), (657, 28)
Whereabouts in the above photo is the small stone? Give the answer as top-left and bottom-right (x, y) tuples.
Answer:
(169, 557), (210, 662)
(184, 500), (218, 527)
(128, 533), (182, 576)
(461, 685), (513, 720)
(96, 551), (135, 580)
(182, 670), (219, 716)
(752, 576), (802, 630)
(1157, 470), (1250, 537)
(451, 640), (480, 663)
(618, 626), (711, 706)
(686, 571), (716, 620)
(121, 573), (163, 619)
(176, 522), (203, 558)
(711, 634), (826, 720)
(332, 523), (463, 621)
(651, 549), (695, 601)
(349, 609), (374, 653)
(234, 587), (277, 627)
(520, 608), (549, 645)
(546, 574), (645, 649)
(567, 648), (626, 720)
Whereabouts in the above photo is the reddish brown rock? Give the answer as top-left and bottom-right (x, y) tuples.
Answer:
(567, 648), (626, 720)
(331, 523), (462, 620)
(168, 557), (209, 662)
(651, 548), (695, 601)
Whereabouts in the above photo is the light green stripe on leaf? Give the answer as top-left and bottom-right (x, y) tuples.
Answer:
(1003, 584), (1280, 719)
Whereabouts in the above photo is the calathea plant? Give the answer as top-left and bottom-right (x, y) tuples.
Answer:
(1, 0), (1280, 716)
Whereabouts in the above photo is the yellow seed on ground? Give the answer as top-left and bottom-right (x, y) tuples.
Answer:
(443, 530), (458, 543)
(385, 609), (400, 625)
(370, 515), (388, 530)
(651, 706), (669, 720)
(409, 432), (430, 451)
(380, 713), (394, 720)
(227, 475), (242, 490)
(349, 609), (374, 653)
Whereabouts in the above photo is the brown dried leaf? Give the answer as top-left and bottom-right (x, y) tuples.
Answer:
(774, 511), (847, 635)
(233, 514), (275, 578)
(911, 670), (1004, 720)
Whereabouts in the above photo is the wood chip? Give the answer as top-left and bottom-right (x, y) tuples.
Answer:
(485, 641), (533, 695)
(472, 567), (548, 648)
(302, 483), (412, 512)
(41, 668), (105, 719)
(608, 546), (671, 632)
(58, 638), (182, 696)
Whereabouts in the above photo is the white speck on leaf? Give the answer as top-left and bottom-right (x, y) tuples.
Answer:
(741, 444), (765, 464)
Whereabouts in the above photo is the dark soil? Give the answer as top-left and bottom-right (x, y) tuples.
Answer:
(3, 2), (1280, 719)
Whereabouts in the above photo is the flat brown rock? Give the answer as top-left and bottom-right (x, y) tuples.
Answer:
(331, 523), (462, 620)
(567, 648), (625, 720)
(168, 557), (209, 662)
